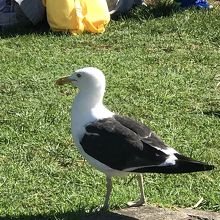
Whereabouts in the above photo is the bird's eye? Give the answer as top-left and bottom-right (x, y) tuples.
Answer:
(76, 73), (81, 78)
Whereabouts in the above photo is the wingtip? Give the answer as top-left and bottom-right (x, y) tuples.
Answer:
(204, 164), (215, 171)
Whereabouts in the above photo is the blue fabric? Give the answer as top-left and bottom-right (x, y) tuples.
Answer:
(194, 0), (210, 8)
(175, 0), (211, 8)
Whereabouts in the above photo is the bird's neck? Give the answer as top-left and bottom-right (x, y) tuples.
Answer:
(74, 90), (104, 110)
(71, 90), (114, 141)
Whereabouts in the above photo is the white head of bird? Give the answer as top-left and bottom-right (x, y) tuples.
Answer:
(57, 67), (106, 108)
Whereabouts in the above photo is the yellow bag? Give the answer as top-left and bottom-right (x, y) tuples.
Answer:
(42, 0), (110, 34)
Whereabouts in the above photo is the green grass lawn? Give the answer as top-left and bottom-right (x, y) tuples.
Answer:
(1, 4), (220, 219)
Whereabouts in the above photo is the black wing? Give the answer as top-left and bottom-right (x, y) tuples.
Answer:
(80, 115), (169, 171)
(80, 115), (214, 173)
(114, 115), (169, 150)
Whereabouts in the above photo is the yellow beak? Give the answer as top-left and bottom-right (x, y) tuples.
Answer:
(56, 76), (72, 85)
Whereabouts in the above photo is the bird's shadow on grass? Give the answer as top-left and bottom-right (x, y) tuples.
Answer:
(203, 111), (220, 118)
(0, 209), (138, 220)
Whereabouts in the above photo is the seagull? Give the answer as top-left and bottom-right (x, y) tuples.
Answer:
(56, 67), (215, 210)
